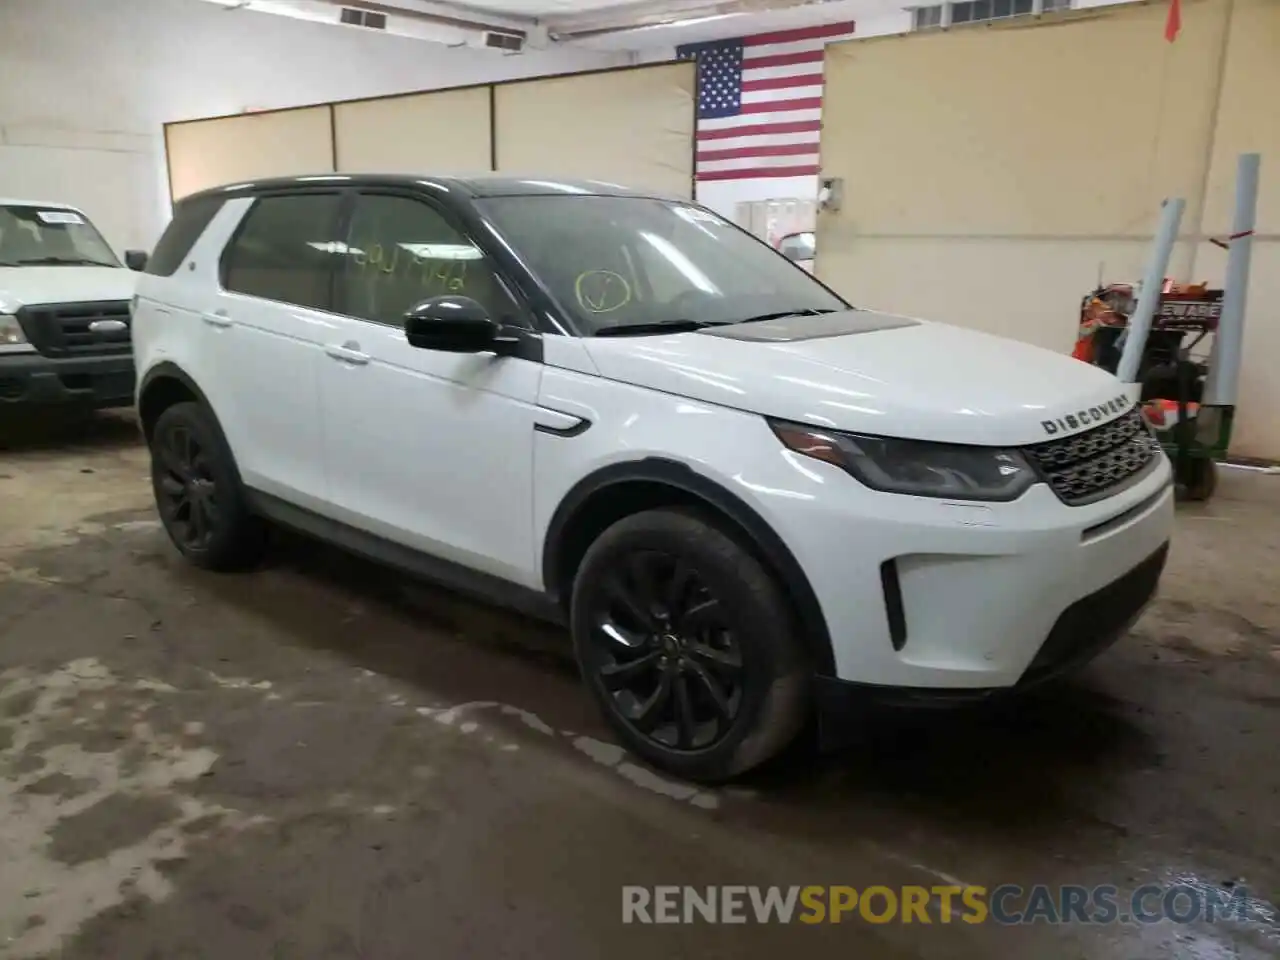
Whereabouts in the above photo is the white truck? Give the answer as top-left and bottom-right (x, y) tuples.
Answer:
(0, 198), (146, 413)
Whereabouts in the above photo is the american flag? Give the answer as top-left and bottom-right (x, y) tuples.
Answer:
(677, 21), (856, 183)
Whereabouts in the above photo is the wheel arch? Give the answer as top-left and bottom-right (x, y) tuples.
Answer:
(542, 458), (835, 676)
(137, 361), (213, 442)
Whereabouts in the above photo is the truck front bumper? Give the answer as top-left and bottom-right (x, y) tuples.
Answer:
(0, 351), (136, 410)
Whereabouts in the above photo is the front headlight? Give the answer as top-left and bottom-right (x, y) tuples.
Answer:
(0, 314), (33, 353)
(770, 419), (1037, 501)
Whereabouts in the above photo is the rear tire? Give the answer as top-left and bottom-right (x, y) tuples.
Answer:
(570, 508), (810, 783)
(149, 401), (264, 571)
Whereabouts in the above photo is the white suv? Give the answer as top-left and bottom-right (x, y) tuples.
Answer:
(132, 175), (1174, 782)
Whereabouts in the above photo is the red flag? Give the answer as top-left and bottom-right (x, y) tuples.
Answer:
(1165, 0), (1182, 41)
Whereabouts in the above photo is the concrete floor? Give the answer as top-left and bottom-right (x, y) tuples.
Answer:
(0, 411), (1277, 960)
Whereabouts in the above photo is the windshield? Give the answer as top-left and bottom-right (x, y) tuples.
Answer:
(476, 195), (847, 334)
(0, 205), (120, 268)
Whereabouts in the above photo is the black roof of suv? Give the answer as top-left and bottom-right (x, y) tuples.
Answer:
(179, 174), (676, 205)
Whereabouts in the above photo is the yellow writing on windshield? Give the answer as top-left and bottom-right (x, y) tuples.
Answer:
(575, 270), (632, 314)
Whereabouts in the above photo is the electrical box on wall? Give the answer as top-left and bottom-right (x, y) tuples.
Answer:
(818, 176), (844, 213)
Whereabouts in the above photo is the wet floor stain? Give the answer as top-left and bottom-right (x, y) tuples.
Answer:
(47, 794), (185, 866)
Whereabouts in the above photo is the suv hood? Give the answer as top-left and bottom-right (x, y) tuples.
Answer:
(0, 265), (137, 314)
(581, 310), (1136, 447)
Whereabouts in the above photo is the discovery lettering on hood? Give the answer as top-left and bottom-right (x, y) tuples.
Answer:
(1041, 394), (1131, 436)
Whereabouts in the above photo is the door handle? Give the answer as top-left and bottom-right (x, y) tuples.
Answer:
(325, 341), (369, 366)
(202, 311), (232, 329)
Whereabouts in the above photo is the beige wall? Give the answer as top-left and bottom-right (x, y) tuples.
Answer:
(165, 62), (696, 205)
(333, 87), (492, 176)
(815, 0), (1278, 459)
(493, 64), (696, 197)
(1192, 0), (1279, 458)
(165, 106), (336, 203)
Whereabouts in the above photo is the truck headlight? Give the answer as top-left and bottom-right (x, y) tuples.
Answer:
(0, 314), (34, 353)
(770, 419), (1037, 501)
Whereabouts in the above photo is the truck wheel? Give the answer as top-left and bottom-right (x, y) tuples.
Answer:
(149, 401), (264, 571)
(570, 508), (810, 783)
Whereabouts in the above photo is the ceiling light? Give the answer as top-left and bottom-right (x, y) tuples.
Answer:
(645, 13), (739, 29)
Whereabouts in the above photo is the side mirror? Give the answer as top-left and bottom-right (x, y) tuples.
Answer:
(124, 249), (148, 271)
(404, 295), (499, 353)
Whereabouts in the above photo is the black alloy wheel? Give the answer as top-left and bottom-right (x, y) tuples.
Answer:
(149, 401), (263, 571)
(587, 549), (745, 752)
(155, 421), (221, 551)
(572, 508), (810, 782)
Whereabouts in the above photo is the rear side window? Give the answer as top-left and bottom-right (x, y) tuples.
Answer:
(146, 195), (225, 276)
(221, 193), (342, 311)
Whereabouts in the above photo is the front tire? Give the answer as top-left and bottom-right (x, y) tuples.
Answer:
(149, 401), (264, 571)
(570, 508), (810, 783)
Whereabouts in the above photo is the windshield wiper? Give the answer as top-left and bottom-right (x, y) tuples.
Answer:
(594, 319), (723, 337)
(736, 307), (840, 325)
(13, 256), (117, 267)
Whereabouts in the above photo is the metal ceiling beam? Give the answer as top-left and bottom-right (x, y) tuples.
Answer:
(545, 0), (832, 41)
(193, 0), (842, 47)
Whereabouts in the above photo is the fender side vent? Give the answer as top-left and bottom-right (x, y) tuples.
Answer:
(880, 559), (908, 651)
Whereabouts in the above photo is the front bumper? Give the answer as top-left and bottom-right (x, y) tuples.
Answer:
(813, 539), (1168, 718)
(0, 351), (136, 409)
(754, 445), (1176, 691)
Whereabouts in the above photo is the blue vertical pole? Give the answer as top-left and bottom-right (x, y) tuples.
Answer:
(1202, 152), (1260, 406)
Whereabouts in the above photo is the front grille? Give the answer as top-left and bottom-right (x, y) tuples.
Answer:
(1022, 406), (1160, 505)
(15, 300), (132, 358)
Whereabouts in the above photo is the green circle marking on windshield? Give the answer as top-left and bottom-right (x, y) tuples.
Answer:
(575, 270), (633, 314)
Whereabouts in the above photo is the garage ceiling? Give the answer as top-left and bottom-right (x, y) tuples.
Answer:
(186, 0), (885, 49)
(463, 0), (659, 12)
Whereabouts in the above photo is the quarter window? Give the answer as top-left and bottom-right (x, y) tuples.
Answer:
(147, 194), (224, 276)
(221, 193), (343, 311)
(336, 194), (519, 328)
